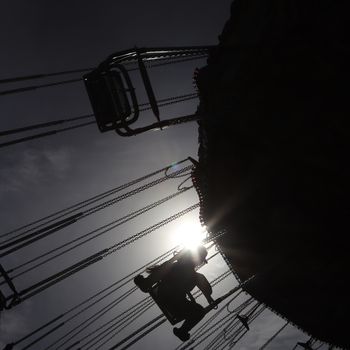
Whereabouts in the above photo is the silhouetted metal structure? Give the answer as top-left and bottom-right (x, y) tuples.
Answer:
(195, 1), (349, 349)
(84, 46), (211, 135)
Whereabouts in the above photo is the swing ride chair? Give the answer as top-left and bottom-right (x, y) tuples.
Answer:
(149, 280), (217, 326)
(149, 282), (186, 325)
(149, 279), (242, 327)
(83, 46), (212, 136)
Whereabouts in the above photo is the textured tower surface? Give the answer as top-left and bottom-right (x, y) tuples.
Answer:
(196, 1), (349, 348)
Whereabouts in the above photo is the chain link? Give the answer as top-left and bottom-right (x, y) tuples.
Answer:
(125, 53), (208, 71)
(1, 159), (190, 240)
(83, 165), (193, 217)
(7, 187), (193, 281)
(104, 203), (200, 257)
(138, 93), (198, 110)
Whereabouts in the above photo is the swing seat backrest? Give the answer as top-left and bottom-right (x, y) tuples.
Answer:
(149, 283), (185, 325)
(84, 70), (132, 132)
(84, 46), (212, 136)
(0, 290), (6, 311)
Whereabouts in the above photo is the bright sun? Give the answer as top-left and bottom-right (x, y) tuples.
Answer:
(172, 220), (207, 251)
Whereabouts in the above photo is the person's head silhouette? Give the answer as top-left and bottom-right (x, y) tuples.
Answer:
(179, 245), (208, 267)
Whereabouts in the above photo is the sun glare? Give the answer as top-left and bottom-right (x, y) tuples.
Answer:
(172, 221), (207, 251)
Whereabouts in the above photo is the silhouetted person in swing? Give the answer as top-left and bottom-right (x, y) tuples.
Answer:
(134, 246), (215, 341)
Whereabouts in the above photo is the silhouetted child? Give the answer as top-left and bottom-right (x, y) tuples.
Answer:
(134, 246), (214, 341)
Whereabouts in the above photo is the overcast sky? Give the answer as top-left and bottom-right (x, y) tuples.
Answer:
(0, 1), (319, 349)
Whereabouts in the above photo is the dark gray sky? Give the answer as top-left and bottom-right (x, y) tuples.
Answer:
(0, 1), (314, 349)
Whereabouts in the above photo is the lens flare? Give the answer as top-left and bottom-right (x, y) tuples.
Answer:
(172, 221), (207, 251)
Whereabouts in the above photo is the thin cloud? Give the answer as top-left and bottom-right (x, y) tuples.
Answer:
(0, 302), (32, 347)
(0, 147), (72, 196)
(43, 148), (71, 179)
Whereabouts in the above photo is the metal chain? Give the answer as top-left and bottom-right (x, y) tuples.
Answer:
(0, 113), (94, 137)
(259, 321), (289, 350)
(222, 305), (266, 350)
(110, 270), (233, 350)
(6, 203), (198, 308)
(138, 93), (198, 108)
(104, 203), (200, 257)
(82, 165), (194, 217)
(204, 229), (227, 244)
(138, 95), (198, 113)
(0, 78), (82, 96)
(204, 302), (261, 350)
(84, 299), (155, 350)
(125, 53), (208, 71)
(10, 247), (178, 349)
(7, 187), (192, 280)
(146, 54), (207, 69)
(194, 313), (238, 350)
(1, 158), (190, 240)
(97, 255), (223, 350)
(180, 298), (254, 350)
(49, 287), (139, 350)
(179, 291), (244, 350)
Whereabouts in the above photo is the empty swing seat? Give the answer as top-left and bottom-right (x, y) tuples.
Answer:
(84, 46), (212, 136)
(84, 70), (133, 132)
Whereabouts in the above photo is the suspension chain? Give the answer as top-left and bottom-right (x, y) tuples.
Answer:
(82, 165), (193, 217)
(5, 187), (193, 281)
(1, 158), (190, 240)
(104, 203), (200, 256)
